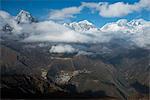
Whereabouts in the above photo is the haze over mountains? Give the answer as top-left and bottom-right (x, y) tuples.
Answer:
(0, 10), (150, 99)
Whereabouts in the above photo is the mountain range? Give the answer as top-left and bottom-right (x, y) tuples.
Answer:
(0, 10), (150, 49)
(1, 10), (150, 34)
(0, 10), (150, 99)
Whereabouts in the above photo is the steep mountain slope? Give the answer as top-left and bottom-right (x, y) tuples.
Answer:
(0, 10), (149, 100)
(1, 43), (134, 99)
(15, 10), (37, 24)
(1, 39), (149, 99)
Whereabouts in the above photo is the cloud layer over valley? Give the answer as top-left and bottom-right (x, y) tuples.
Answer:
(49, 44), (77, 53)
(0, 10), (150, 49)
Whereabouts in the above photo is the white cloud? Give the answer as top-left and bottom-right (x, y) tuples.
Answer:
(49, 6), (82, 21)
(0, 10), (22, 33)
(0, 11), (94, 43)
(0, 10), (11, 19)
(49, 44), (77, 53)
(0, 10), (11, 29)
(99, 19), (150, 48)
(48, 0), (150, 19)
(1, 10), (150, 48)
(82, 0), (150, 17)
(133, 27), (150, 48)
(22, 21), (91, 43)
(138, 0), (150, 9)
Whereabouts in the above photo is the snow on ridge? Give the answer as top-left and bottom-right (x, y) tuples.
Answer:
(100, 19), (150, 33)
(64, 20), (98, 32)
(15, 10), (36, 24)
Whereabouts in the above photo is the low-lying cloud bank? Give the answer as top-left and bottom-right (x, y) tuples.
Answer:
(21, 21), (89, 43)
(49, 44), (94, 55)
(0, 10), (150, 48)
(49, 44), (77, 53)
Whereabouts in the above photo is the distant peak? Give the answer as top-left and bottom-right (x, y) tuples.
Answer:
(15, 10), (36, 24)
(64, 20), (96, 32)
(78, 20), (93, 26)
(128, 18), (146, 26)
(19, 10), (30, 14)
(116, 19), (128, 25)
(100, 18), (150, 33)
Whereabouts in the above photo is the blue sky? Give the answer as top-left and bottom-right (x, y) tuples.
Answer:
(1, 0), (150, 27)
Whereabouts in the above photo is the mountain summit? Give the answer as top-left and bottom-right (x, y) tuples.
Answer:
(64, 20), (97, 32)
(100, 19), (150, 33)
(15, 10), (36, 24)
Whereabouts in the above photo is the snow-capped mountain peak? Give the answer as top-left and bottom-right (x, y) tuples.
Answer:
(128, 19), (147, 26)
(15, 10), (36, 24)
(100, 19), (150, 33)
(78, 20), (94, 26)
(116, 19), (128, 26)
(64, 20), (97, 32)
